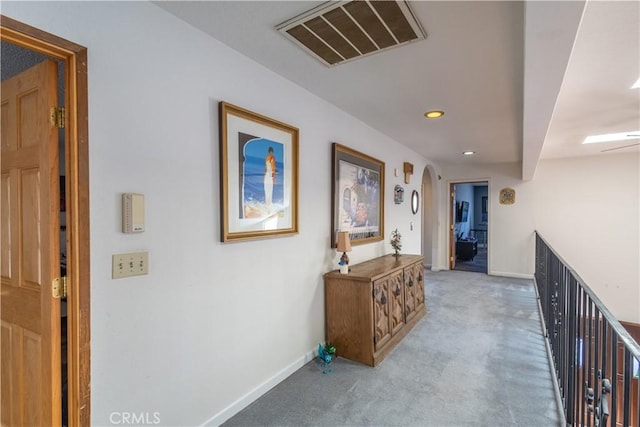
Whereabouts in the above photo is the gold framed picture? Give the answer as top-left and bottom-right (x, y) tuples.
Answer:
(219, 102), (299, 242)
(331, 143), (385, 247)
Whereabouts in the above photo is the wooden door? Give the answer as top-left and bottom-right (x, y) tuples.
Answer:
(1, 59), (61, 426)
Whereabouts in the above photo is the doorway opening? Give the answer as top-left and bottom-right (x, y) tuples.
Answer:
(450, 181), (488, 274)
(1, 15), (90, 426)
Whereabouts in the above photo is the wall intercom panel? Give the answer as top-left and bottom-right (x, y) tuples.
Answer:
(122, 193), (145, 233)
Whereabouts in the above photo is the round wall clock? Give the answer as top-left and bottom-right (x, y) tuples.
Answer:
(411, 190), (419, 214)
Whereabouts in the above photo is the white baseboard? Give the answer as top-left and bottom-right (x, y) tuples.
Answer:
(488, 270), (534, 280)
(200, 349), (315, 426)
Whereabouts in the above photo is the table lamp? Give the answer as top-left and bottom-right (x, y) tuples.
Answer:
(336, 231), (352, 274)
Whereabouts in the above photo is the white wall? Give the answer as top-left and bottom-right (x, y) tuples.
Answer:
(533, 153), (640, 324)
(441, 162), (535, 278)
(3, 2), (430, 425)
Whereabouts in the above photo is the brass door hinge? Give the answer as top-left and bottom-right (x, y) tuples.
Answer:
(52, 276), (67, 298)
(50, 107), (65, 128)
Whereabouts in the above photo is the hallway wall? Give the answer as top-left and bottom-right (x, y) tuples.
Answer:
(2, 2), (439, 425)
(534, 153), (640, 323)
(442, 162), (535, 278)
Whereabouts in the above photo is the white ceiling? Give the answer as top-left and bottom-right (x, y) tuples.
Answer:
(155, 1), (640, 180)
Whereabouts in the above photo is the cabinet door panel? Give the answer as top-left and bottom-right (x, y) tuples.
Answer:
(373, 279), (391, 351)
(414, 263), (425, 310)
(388, 270), (404, 335)
(404, 266), (417, 321)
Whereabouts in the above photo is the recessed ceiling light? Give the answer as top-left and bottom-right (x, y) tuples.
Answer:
(583, 131), (640, 144)
(463, 151), (475, 155)
(632, 77), (640, 89)
(424, 110), (444, 119)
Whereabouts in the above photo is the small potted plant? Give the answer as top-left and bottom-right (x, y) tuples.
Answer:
(317, 343), (337, 374)
(390, 228), (402, 256)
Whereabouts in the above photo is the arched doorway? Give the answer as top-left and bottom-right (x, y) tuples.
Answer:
(421, 165), (438, 270)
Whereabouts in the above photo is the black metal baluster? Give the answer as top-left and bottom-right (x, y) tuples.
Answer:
(580, 288), (587, 427)
(593, 305), (600, 426)
(566, 274), (577, 425)
(587, 296), (595, 426)
(559, 264), (567, 403)
(534, 233), (640, 427)
(622, 347), (631, 427)
(610, 333), (617, 426)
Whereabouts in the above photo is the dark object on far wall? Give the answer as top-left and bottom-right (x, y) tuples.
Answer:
(456, 201), (469, 223)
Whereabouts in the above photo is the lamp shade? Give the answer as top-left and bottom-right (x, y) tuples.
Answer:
(336, 231), (352, 253)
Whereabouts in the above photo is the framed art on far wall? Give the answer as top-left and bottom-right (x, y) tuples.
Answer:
(219, 101), (299, 242)
(331, 143), (385, 248)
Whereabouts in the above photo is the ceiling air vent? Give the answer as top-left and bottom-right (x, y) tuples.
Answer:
(276, 1), (426, 67)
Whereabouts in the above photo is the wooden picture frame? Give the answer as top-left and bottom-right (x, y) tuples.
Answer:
(331, 143), (384, 247)
(219, 101), (299, 242)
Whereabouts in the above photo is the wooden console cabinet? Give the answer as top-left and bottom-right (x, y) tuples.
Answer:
(324, 254), (426, 366)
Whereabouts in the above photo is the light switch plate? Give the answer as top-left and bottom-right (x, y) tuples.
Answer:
(112, 251), (148, 279)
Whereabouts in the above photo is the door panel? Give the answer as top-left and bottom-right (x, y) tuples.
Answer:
(388, 270), (404, 336)
(414, 263), (425, 310)
(404, 265), (416, 322)
(1, 59), (60, 426)
(373, 278), (391, 351)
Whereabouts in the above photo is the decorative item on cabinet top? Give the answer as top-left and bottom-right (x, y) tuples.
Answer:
(390, 228), (402, 256)
(336, 231), (352, 274)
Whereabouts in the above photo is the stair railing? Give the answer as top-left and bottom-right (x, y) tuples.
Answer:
(535, 232), (640, 426)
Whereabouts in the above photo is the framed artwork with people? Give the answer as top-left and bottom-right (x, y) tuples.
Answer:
(219, 101), (299, 242)
(331, 143), (385, 248)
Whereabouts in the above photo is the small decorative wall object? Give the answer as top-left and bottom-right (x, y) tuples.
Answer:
(390, 228), (402, 256)
(394, 185), (404, 204)
(403, 162), (413, 184)
(219, 102), (299, 242)
(499, 187), (516, 205)
(411, 190), (419, 214)
(331, 143), (385, 247)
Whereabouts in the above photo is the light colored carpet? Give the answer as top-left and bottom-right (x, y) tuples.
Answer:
(223, 270), (561, 427)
